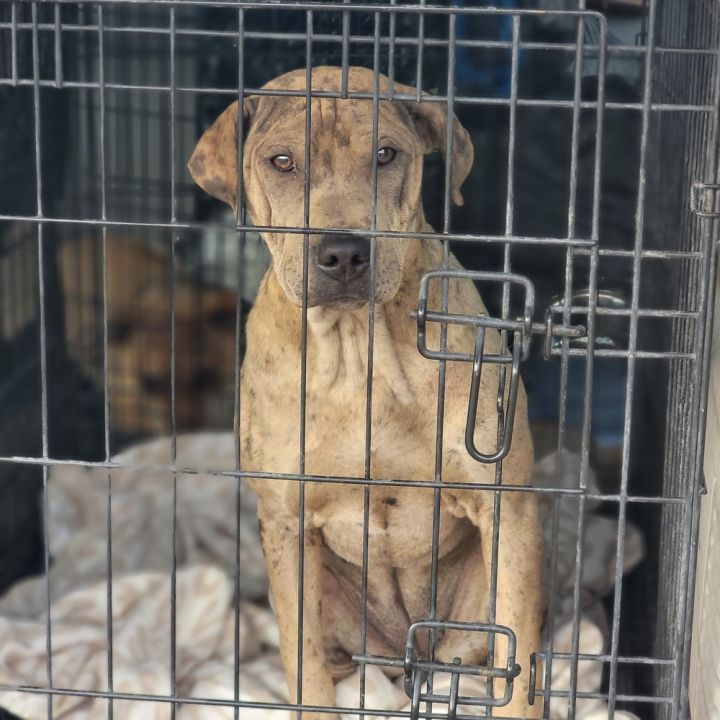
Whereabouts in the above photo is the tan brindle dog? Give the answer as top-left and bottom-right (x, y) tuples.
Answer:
(189, 66), (542, 719)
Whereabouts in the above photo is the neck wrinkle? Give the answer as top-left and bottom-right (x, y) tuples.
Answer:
(259, 237), (439, 404)
(306, 303), (415, 405)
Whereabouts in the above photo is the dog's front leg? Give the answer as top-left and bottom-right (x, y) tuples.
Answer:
(480, 491), (542, 719)
(257, 501), (337, 720)
(445, 490), (543, 719)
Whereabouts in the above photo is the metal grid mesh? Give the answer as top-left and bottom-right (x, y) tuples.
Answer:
(0, 1), (718, 719)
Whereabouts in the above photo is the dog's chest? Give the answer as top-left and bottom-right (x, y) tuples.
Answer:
(303, 349), (440, 483)
(244, 339), (474, 568)
(241, 302), (506, 562)
(310, 484), (471, 569)
(243, 309), (446, 475)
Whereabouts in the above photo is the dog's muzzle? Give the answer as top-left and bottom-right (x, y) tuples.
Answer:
(312, 234), (371, 306)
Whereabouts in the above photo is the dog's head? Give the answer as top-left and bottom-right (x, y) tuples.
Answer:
(109, 282), (241, 434)
(189, 66), (473, 308)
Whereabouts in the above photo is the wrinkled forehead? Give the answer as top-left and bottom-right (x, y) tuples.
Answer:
(260, 65), (393, 94)
(248, 95), (413, 149)
(248, 66), (415, 149)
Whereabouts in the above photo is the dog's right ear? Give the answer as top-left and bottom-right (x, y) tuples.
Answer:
(188, 97), (257, 213)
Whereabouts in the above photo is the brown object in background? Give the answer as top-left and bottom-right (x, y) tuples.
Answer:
(58, 235), (242, 436)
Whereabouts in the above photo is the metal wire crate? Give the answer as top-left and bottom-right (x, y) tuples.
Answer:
(0, 1), (718, 719)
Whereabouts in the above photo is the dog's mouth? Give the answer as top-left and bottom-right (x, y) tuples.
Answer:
(311, 292), (369, 311)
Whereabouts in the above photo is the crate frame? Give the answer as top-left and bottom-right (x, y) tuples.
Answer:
(0, 1), (719, 719)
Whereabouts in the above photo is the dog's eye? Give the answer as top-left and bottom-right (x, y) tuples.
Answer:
(271, 154), (295, 172)
(377, 147), (397, 166)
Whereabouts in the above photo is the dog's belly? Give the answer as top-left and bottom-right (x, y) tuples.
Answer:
(317, 507), (486, 667)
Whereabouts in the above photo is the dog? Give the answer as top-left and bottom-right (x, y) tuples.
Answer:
(189, 66), (542, 719)
(59, 235), (241, 435)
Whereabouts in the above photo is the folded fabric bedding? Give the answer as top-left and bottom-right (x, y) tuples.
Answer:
(0, 434), (643, 720)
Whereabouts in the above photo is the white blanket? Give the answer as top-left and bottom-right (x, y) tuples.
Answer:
(0, 434), (642, 720)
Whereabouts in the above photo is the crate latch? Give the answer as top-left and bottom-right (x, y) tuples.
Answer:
(415, 269), (585, 463)
(691, 181), (720, 217)
(353, 619), (521, 719)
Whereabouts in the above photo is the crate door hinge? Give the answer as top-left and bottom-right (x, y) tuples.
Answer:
(415, 269), (585, 463)
(691, 181), (720, 218)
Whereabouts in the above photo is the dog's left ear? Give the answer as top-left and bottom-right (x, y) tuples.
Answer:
(188, 97), (257, 213)
(403, 98), (474, 206)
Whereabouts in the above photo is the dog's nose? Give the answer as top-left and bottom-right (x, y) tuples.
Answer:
(316, 235), (371, 282)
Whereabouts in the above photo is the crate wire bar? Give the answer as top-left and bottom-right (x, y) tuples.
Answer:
(0, 1), (718, 720)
